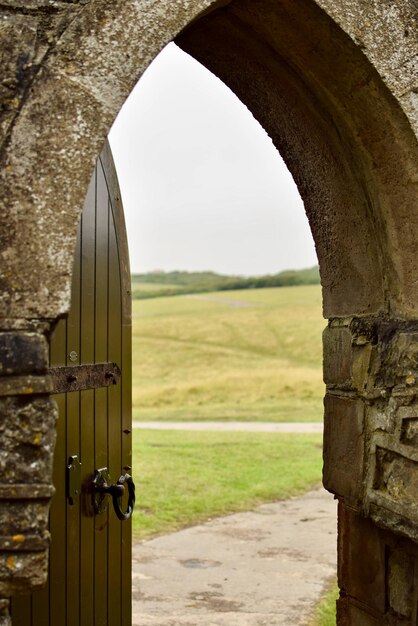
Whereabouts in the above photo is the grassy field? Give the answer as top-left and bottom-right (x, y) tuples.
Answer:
(132, 429), (323, 539)
(132, 284), (325, 422)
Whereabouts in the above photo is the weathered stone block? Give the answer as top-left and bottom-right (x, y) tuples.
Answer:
(374, 448), (418, 509)
(0, 391), (56, 597)
(365, 401), (418, 542)
(0, 599), (10, 626)
(400, 414), (418, 446)
(0, 374), (53, 397)
(367, 443), (418, 542)
(351, 343), (373, 392)
(338, 504), (386, 615)
(323, 326), (352, 386)
(323, 324), (373, 392)
(387, 548), (414, 619)
(375, 331), (418, 391)
(0, 500), (50, 537)
(323, 394), (365, 506)
(0, 550), (48, 596)
(0, 13), (39, 144)
(0, 396), (57, 483)
(0, 332), (48, 376)
(367, 399), (398, 435)
(337, 597), (383, 625)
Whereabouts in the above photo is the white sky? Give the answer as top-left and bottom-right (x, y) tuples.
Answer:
(109, 43), (317, 277)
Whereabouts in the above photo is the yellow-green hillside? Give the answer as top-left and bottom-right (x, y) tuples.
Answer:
(132, 284), (325, 422)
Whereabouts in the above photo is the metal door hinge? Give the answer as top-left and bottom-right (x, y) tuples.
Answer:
(48, 362), (121, 393)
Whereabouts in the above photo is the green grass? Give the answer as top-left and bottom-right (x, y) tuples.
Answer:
(132, 284), (325, 422)
(132, 429), (323, 539)
(310, 582), (338, 626)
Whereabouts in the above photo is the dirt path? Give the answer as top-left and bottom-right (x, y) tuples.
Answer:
(132, 421), (323, 433)
(132, 488), (336, 626)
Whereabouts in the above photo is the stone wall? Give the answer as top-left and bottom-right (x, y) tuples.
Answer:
(323, 317), (418, 622)
(324, 316), (418, 537)
(0, 324), (57, 622)
(0, 1), (417, 624)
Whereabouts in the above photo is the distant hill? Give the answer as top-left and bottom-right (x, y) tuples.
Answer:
(131, 266), (320, 299)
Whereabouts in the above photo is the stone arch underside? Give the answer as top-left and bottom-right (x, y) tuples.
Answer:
(0, 0), (416, 321)
(0, 1), (417, 625)
(177, 0), (418, 319)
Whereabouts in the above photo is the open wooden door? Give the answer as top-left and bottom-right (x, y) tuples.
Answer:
(11, 141), (133, 626)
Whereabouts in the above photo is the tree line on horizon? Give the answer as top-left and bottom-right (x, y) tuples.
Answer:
(131, 265), (320, 299)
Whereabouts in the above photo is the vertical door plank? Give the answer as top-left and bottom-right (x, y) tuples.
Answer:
(66, 228), (82, 626)
(107, 197), (123, 626)
(9, 595), (32, 625)
(101, 142), (133, 626)
(121, 343), (132, 626)
(79, 172), (96, 626)
(30, 577), (49, 626)
(94, 160), (110, 626)
(118, 204), (132, 626)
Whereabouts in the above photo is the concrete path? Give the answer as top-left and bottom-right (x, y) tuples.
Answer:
(132, 488), (337, 626)
(132, 421), (323, 433)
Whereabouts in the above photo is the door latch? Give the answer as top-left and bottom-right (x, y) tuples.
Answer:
(92, 467), (135, 521)
(66, 455), (82, 505)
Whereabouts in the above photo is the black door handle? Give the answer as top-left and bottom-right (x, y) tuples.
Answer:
(112, 473), (135, 521)
(92, 468), (135, 521)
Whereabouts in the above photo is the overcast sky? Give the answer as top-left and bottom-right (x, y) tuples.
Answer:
(109, 43), (317, 277)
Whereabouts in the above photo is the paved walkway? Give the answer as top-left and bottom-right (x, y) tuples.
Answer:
(132, 421), (323, 433)
(132, 488), (337, 626)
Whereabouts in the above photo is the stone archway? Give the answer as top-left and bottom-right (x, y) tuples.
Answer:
(0, 1), (417, 624)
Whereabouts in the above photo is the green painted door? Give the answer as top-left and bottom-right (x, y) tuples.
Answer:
(11, 141), (132, 626)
